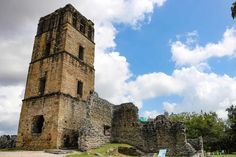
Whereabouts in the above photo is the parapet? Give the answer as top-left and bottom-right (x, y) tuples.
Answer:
(36, 4), (94, 42)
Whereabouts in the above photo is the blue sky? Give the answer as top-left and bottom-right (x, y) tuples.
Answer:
(1, 0), (236, 134)
(113, 0), (236, 116)
(116, 0), (235, 76)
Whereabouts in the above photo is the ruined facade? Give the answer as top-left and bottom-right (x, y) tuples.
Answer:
(17, 4), (203, 156)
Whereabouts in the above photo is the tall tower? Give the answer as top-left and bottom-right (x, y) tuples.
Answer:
(17, 4), (95, 149)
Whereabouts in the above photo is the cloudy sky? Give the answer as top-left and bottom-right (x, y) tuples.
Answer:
(0, 0), (236, 135)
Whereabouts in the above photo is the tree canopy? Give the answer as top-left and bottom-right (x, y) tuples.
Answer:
(232, 1), (236, 19)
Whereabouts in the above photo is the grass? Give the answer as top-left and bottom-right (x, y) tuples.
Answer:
(212, 155), (236, 157)
(66, 143), (134, 157)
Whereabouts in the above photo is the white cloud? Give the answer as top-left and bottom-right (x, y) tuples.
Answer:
(143, 110), (160, 119)
(126, 72), (184, 107)
(163, 102), (176, 113)
(0, 85), (24, 135)
(171, 28), (236, 66)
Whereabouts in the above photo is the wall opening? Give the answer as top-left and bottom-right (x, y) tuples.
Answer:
(78, 46), (84, 60)
(88, 25), (93, 40)
(62, 132), (79, 149)
(45, 42), (51, 56)
(104, 125), (111, 136)
(32, 115), (45, 134)
(80, 19), (86, 33)
(39, 77), (46, 95)
(72, 14), (77, 28)
(77, 81), (83, 97)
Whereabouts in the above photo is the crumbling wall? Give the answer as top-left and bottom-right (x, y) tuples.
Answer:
(77, 93), (113, 150)
(50, 93), (114, 150)
(111, 103), (199, 156)
(188, 137), (204, 157)
(111, 103), (143, 149)
(17, 95), (60, 149)
(57, 94), (87, 149)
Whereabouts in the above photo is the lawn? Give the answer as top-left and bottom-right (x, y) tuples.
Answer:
(212, 155), (236, 157)
(66, 143), (135, 157)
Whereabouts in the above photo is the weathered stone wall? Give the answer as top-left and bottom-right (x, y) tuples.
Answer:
(76, 93), (113, 151)
(17, 95), (60, 149)
(57, 94), (87, 149)
(188, 137), (204, 157)
(0, 135), (17, 149)
(24, 53), (64, 99)
(111, 103), (199, 156)
(111, 103), (143, 149)
(85, 93), (113, 149)
(61, 51), (95, 101)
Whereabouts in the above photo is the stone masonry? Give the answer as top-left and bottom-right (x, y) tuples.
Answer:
(17, 4), (203, 156)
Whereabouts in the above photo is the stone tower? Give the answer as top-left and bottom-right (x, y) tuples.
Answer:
(17, 4), (95, 149)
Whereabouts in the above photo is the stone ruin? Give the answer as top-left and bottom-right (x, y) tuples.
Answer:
(15, 4), (204, 157)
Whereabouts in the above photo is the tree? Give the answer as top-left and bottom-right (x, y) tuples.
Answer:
(232, 1), (236, 19)
(226, 105), (236, 151)
(170, 112), (227, 152)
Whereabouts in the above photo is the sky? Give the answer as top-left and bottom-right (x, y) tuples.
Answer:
(0, 0), (236, 135)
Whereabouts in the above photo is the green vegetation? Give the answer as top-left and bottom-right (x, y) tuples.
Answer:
(66, 143), (135, 157)
(169, 105), (236, 153)
(232, 1), (236, 19)
(212, 155), (236, 157)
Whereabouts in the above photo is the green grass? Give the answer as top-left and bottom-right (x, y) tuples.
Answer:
(212, 155), (236, 157)
(66, 143), (133, 157)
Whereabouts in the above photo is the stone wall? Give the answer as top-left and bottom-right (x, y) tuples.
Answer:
(111, 103), (143, 149)
(78, 93), (113, 150)
(0, 135), (17, 149)
(188, 137), (204, 157)
(57, 94), (87, 149)
(111, 103), (201, 156)
(17, 95), (60, 149)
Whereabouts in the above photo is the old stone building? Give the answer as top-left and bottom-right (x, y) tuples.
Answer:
(17, 4), (203, 156)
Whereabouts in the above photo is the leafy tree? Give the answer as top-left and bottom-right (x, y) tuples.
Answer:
(232, 1), (236, 19)
(226, 105), (236, 151)
(170, 112), (227, 152)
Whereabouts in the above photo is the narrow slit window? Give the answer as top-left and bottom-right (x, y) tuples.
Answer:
(80, 19), (86, 33)
(77, 81), (83, 96)
(88, 26), (93, 40)
(72, 14), (77, 28)
(39, 77), (46, 95)
(78, 46), (84, 60)
(45, 43), (51, 56)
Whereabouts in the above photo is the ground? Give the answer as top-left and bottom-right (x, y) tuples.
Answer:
(66, 143), (140, 157)
(0, 151), (65, 157)
(1, 144), (236, 157)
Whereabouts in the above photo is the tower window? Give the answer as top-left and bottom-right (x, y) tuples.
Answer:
(77, 81), (83, 96)
(80, 19), (86, 33)
(78, 46), (84, 60)
(45, 43), (51, 56)
(88, 26), (93, 40)
(32, 115), (44, 134)
(39, 77), (46, 95)
(72, 14), (77, 28)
